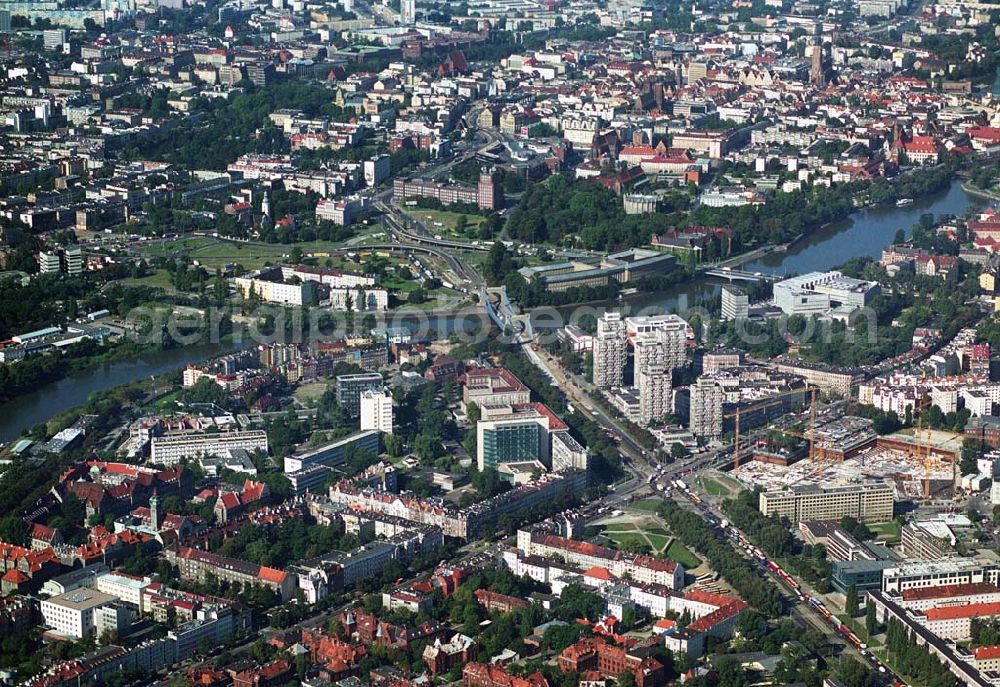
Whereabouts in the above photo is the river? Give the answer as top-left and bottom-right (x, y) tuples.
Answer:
(0, 314), (482, 443)
(621, 176), (987, 314)
(0, 343), (242, 442)
(1, 180), (988, 442)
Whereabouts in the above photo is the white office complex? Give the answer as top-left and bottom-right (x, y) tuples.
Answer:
(41, 589), (132, 640)
(720, 285), (749, 321)
(38, 251), (61, 273)
(150, 430), (269, 465)
(96, 573), (152, 610)
(360, 389), (394, 434)
(593, 312), (626, 388)
(64, 245), (82, 275)
(773, 271), (880, 316)
(881, 559), (1000, 594)
(689, 375), (725, 438)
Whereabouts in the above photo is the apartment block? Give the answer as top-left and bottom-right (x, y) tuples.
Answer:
(165, 546), (296, 601)
(593, 312), (626, 389)
(636, 364), (672, 425)
(150, 431), (269, 466)
(689, 376), (724, 438)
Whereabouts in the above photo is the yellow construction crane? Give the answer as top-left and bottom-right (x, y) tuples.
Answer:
(913, 416), (936, 498)
(726, 387), (819, 472)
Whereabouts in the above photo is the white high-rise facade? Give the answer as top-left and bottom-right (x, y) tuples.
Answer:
(632, 328), (686, 380)
(720, 285), (749, 321)
(636, 364), (672, 426)
(593, 312), (626, 388)
(360, 389), (394, 434)
(400, 0), (415, 24)
(689, 375), (725, 438)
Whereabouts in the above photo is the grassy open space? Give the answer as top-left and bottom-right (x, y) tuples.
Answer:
(407, 209), (486, 237)
(149, 389), (182, 411)
(665, 541), (701, 568)
(700, 472), (745, 497)
(382, 277), (421, 293)
(701, 476), (730, 496)
(123, 269), (176, 290)
(294, 381), (330, 405)
(869, 520), (902, 542)
(630, 499), (665, 512)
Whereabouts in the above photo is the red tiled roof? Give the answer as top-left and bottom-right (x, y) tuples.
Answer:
(2, 569), (29, 584)
(258, 566), (287, 584)
(900, 582), (1000, 601)
(926, 601), (1000, 621)
(974, 645), (1000, 660)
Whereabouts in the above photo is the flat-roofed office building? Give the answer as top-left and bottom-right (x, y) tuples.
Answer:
(758, 482), (893, 523)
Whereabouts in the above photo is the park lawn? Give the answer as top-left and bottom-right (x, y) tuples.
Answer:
(665, 541), (701, 568)
(605, 531), (645, 547)
(382, 277), (421, 293)
(644, 534), (670, 551)
(630, 499), (665, 512)
(606, 531), (668, 554)
(294, 381), (329, 405)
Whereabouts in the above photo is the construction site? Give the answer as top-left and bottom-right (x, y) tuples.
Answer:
(731, 413), (961, 501)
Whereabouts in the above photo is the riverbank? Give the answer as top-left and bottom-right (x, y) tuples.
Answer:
(961, 182), (1000, 203)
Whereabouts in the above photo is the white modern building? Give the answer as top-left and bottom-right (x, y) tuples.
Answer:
(96, 573), (152, 611)
(773, 271), (880, 316)
(360, 388), (394, 434)
(41, 589), (132, 640)
(882, 559), (1000, 594)
(720, 285), (749, 321)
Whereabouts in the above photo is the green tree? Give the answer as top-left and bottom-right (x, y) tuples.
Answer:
(961, 438), (985, 476)
(846, 584), (859, 617)
(865, 601), (876, 636)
